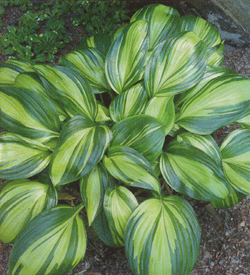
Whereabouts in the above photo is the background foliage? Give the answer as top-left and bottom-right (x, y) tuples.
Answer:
(0, 0), (128, 62)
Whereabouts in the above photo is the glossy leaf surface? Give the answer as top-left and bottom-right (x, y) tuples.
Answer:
(60, 48), (111, 93)
(181, 15), (221, 48)
(9, 204), (86, 275)
(174, 65), (237, 108)
(144, 96), (175, 134)
(33, 65), (97, 120)
(0, 133), (52, 180)
(104, 185), (138, 246)
(144, 31), (207, 97)
(105, 20), (149, 94)
(111, 115), (165, 163)
(0, 60), (33, 85)
(130, 4), (181, 50)
(50, 116), (112, 186)
(177, 132), (222, 167)
(221, 129), (250, 195)
(207, 42), (225, 66)
(211, 184), (246, 209)
(0, 86), (60, 143)
(80, 163), (113, 225)
(125, 196), (200, 275)
(160, 141), (229, 201)
(0, 179), (57, 243)
(103, 146), (161, 193)
(177, 75), (250, 134)
(109, 83), (148, 122)
(14, 72), (67, 121)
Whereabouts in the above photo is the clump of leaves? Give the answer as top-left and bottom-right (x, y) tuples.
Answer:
(0, 0), (128, 62)
(1, 4), (250, 275)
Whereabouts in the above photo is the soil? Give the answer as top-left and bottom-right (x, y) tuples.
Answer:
(0, 3), (250, 275)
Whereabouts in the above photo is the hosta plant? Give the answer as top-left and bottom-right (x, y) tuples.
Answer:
(1, 4), (250, 275)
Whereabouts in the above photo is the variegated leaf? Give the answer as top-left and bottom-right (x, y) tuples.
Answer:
(14, 72), (68, 121)
(144, 31), (207, 97)
(125, 196), (200, 275)
(220, 129), (250, 195)
(109, 83), (148, 122)
(0, 179), (57, 243)
(104, 185), (138, 246)
(9, 204), (86, 275)
(50, 116), (112, 186)
(0, 133), (52, 180)
(177, 132), (222, 167)
(111, 24), (128, 41)
(0, 86), (60, 143)
(236, 110), (250, 129)
(144, 96), (175, 135)
(91, 207), (120, 247)
(181, 15), (221, 48)
(60, 48), (111, 93)
(111, 115), (165, 163)
(130, 4), (181, 50)
(211, 184), (246, 209)
(174, 65), (237, 108)
(96, 102), (111, 123)
(177, 75), (250, 134)
(33, 65), (97, 120)
(80, 163), (114, 225)
(103, 145), (161, 194)
(207, 42), (225, 66)
(105, 20), (149, 94)
(160, 141), (229, 201)
(0, 59), (33, 85)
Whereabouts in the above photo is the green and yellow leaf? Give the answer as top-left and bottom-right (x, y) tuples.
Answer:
(130, 4), (181, 50)
(177, 75), (250, 134)
(144, 31), (207, 97)
(50, 116), (112, 186)
(80, 163), (114, 225)
(174, 65), (237, 108)
(236, 109), (250, 129)
(0, 179), (57, 243)
(60, 48), (111, 93)
(96, 102), (111, 123)
(105, 20), (149, 94)
(91, 207), (120, 247)
(220, 129), (250, 195)
(177, 132), (222, 167)
(33, 65), (97, 120)
(104, 185), (138, 246)
(207, 42), (225, 66)
(125, 196), (200, 275)
(0, 59), (33, 85)
(211, 184), (246, 209)
(144, 96), (175, 135)
(109, 83), (148, 122)
(0, 86), (60, 143)
(181, 15), (221, 48)
(14, 72), (68, 121)
(9, 204), (86, 275)
(103, 145), (161, 193)
(111, 115), (165, 163)
(0, 133), (52, 180)
(160, 141), (229, 201)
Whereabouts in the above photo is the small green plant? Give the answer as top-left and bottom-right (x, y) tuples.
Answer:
(1, 4), (250, 275)
(0, 0), (128, 62)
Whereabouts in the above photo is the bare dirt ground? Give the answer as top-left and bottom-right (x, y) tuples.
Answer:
(0, 4), (250, 275)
